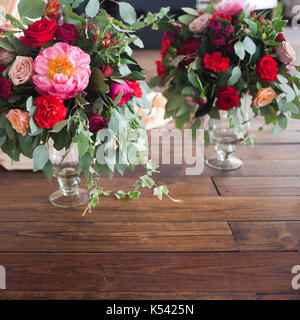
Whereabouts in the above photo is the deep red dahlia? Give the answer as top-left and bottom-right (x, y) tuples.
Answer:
(216, 87), (240, 111)
(203, 51), (229, 72)
(256, 55), (278, 82)
(20, 18), (58, 47)
(34, 95), (67, 129)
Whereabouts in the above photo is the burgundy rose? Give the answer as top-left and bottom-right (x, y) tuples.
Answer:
(88, 113), (107, 133)
(0, 76), (12, 99)
(56, 24), (79, 44)
(212, 33), (226, 46)
(176, 37), (201, 69)
(275, 33), (285, 42)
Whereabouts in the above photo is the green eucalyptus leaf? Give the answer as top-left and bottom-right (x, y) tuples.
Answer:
(234, 41), (245, 60)
(228, 66), (242, 86)
(33, 144), (49, 172)
(119, 2), (136, 25)
(18, 0), (46, 19)
(85, 0), (100, 18)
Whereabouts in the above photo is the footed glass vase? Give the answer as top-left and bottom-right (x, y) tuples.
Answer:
(205, 110), (249, 171)
(48, 142), (89, 208)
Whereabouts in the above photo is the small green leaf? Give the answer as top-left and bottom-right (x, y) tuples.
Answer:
(243, 36), (256, 55)
(228, 66), (242, 86)
(119, 2), (137, 25)
(33, 144), (49, 172)
(278, 113), (287, 129)
(0, 37), (15, 51)
(178, 14), (195, 25)
(181, 7), (199, 16)
(89, 67), (109, 95)
(50, 120), (68, 133)
(234, 41), (245, 60)
(85, 0), (100, 18)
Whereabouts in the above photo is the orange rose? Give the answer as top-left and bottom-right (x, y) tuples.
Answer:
(44, 0), (61, 16)
(253, 87), (276, 108)
(6, 109), (30, 136)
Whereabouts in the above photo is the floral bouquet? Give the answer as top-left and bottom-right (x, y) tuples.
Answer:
(0, 0), (176, 211)
(152, 1), (300, 155)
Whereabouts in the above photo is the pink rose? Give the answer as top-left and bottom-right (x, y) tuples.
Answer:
(6, 109), (30, 136)
(215, 0), (255, 16)
(0, 48), (15, 65)
(109, 81), (134, 106)
(8, 56), (34, 86)
(276, 42), (296, 64)
(189, 14), (212, 33)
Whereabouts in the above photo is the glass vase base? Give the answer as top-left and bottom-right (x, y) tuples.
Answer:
(49, 188), (90, 208)
(205, 156), (243, 171)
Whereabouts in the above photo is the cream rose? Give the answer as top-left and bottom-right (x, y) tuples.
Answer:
(0, 48), (15, 65)
(276, 42), (296, 64)
(189, 14), (212, 33)
(253, 87), (277, 108)
(6, 109), (30, 136)
(8, 56), (34, 86)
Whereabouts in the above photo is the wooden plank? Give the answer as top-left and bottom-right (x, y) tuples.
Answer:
(202, 160), (300, 177)
(0, 252), (299, 292)
(0, 221), (237, 252)
(214, 177), (300, 196)
(1, 196), (300, 222)
(206, 144), (300, 160)
(230, 222), (300, 251)
(0, 291), (257, 300)
(257, 293), (300, 300)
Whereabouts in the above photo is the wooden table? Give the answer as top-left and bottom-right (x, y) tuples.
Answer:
(0, 50), (300, 300)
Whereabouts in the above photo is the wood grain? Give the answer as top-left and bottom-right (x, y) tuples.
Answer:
(0, 221), (237, 252)
(0, 252), (299, 292)
(230, 222), (300, 251)
(214, 177), (300, 196)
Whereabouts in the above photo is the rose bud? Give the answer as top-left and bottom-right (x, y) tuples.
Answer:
(197, 96), (207, 106)
(88, 114), (107, 133)
(243, 28), (250, 35)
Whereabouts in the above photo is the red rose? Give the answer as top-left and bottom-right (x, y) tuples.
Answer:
(20, 18), (58, 47)
(156, 60), (166, 81)
(102, 64), (114, 77)
(256, 55), (278, 82)
(203, 51), (229, 72)
(34, 95), (67, 129)
(161, 38), (174, 59)
(56, 23), (79, 44)
(126, 80), (143, 98)
(88, 113), (107, 133)
(216, 87), (240, 111)
(0, 76), (11, 99)
(176, 37), (201, 69)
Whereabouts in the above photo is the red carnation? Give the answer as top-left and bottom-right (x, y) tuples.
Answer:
(203, 51), (229, 72)
(161, 38), (174, 59)
(256, 55), (278, 82)
(102, 64), (114, 77)
(176, 37), (201, 69)
(126, 80), (143, 98)
(0, 76), (11, 99)
(56, 23), (79, 44)
(156, 60), (166, 81)
(210, 13), (232, 22)
(20, 18), (58, 47)
(34, 95), (67, 129)
(216, 87), (240, 111)
(88, 113), (107, 133)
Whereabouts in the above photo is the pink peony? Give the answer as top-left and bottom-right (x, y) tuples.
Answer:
(32, 42), (91, 100)
(215, 0), (255, 16)
(109, 81), (134, 106)
(189, 14), (212, 33)
(276, 42), (296, 64)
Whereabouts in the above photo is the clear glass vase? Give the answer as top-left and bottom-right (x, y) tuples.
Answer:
(48, 142), (89, 208)
(205, 109), (250, 171)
